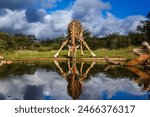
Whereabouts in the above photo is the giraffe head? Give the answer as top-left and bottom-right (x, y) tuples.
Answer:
(70, 45), (79, 57)
(70, 46), (77, 53)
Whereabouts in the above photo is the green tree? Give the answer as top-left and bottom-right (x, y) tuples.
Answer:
(0, 32), (14, 50)
(105, 33), (131, 49)
(129, 32), (146, 46)
(137, 12), (150, 43)
(12, 33), (34, 50)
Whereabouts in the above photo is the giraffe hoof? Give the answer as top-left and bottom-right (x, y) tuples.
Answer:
(54, 54), (58, 58)
(54, 60), (59, 66)
(92, 54), (96, 57)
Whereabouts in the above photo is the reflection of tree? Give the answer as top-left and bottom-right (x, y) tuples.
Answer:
(104, 65), (137, 79)
(0, 61), (56, 78)
(0, 60), (138, 80)
(54, 60), (95, 99)
(126, 67), (150, 91)
(0, 63), (36, 78)
(104, 63), (150, 91)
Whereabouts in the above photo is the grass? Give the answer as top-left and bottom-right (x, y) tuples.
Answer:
(0, 46), (136, 60)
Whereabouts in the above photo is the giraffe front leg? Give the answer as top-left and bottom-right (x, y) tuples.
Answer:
(68, 45), (71, 57)
(80, 62), (84, 76)
(54, 60), (67, 78)
(81, 61), (96, 81)
(80, 41), (84, 56)
(81, 39), (96, 57)
(54, 39), (68, 58)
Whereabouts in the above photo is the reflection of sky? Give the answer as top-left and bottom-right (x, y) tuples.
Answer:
(0, 70), (149, 100)
(81, 73), (149, 100)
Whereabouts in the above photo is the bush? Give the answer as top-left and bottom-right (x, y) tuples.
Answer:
(108, 36), (131, 49)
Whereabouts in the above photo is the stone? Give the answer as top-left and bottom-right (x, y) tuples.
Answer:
(6, 61), (13, 64)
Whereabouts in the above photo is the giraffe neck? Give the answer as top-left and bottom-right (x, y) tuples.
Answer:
(72, 21), (76, 46)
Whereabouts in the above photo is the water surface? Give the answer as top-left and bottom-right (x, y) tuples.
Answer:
(0, 60), (149, 100)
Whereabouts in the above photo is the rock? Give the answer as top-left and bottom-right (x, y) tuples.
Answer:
(1, 60), (7, 64)
(6, 61), (13, 64)
(0, 60), (13, 66)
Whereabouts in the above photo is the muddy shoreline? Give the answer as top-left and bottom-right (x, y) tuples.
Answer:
(14, 57), (127, 63)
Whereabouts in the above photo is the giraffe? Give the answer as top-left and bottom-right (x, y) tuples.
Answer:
(54, 20), (96, 58)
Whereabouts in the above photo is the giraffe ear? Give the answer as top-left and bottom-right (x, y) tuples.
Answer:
(76, 45), (79, 48)
(67, 45), (71, 48)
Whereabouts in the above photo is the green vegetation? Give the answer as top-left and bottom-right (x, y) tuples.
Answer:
(0, 12), (149, 60)
(1, 47), (136, 60)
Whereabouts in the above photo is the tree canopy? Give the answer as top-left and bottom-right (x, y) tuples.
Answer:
(0, 12), (149, 51)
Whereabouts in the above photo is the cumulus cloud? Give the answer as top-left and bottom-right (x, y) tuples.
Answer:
(71, 0), (146, 37)
(90, 12), (146, 37)
(72, 0), (111, 22)
(25, 10), (72, 39)
(0, 0), (34, 10)
(0, 9), (71, 39)
(0, 0), (147, 39)
(0, 0), (62, 23)
(120, 15), (146, 34)
(25, 8), (46, 22)
(0, 9), (28, 32)
(0, 0), (62, 10)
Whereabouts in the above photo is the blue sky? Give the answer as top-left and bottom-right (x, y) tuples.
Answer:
(48, 0), (150, 18)
(0, 0), (149, 39)
(102, 0), (150, 18)
(46, 0), (75, 12)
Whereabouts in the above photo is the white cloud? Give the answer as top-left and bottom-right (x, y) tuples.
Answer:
(25, 10), (72, 39)
(71, 0), (146, 37)
(72, 0), (111, 22)
(81, 73), (144, 99)
(0, 9), (29, 32)
(120, 15), (146, 34)
(0, 9), (71, 39)
(0, 0), (62, 10)
(0, 0), (147, 39)
(0, 70), (71, 100)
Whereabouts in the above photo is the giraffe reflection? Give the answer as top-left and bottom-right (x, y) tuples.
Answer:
(54, 60), (96, 99)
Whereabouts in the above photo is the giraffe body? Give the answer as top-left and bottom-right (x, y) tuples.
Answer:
(67, 20), (83, 46)
(54, 20), (96, 58)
